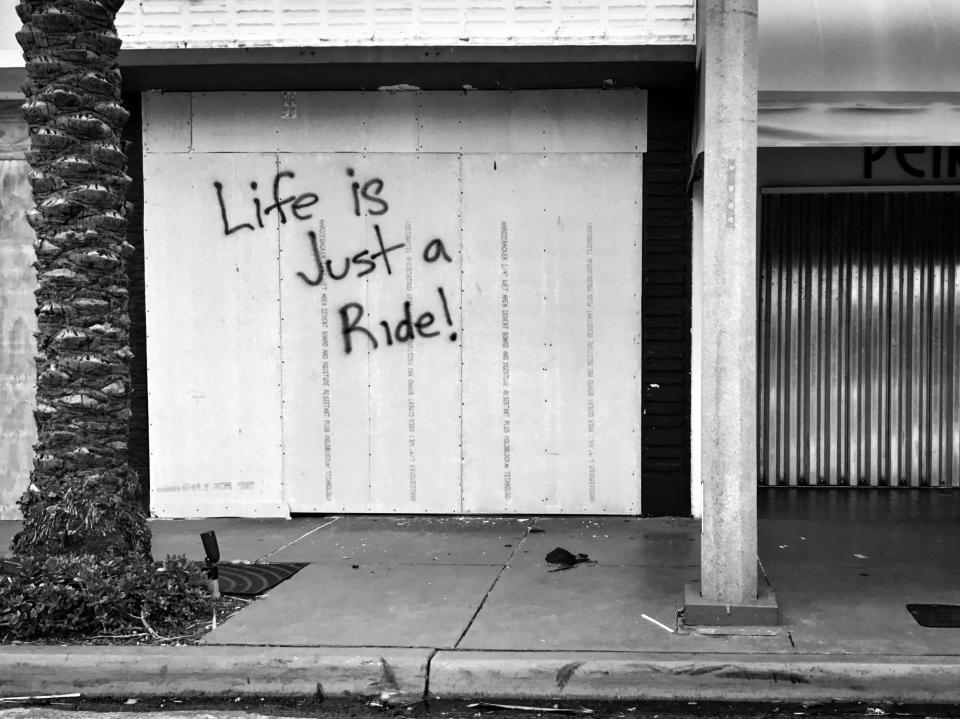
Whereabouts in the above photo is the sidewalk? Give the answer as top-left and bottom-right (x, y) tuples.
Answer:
(2, 490), (959, 703)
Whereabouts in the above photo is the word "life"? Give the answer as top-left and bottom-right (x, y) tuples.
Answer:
(214, 167), (389, 236)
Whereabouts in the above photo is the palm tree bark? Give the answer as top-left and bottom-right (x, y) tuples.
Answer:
(14, 0), (150, 557)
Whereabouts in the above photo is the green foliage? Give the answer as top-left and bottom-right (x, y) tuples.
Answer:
(0, 553), (214, 642)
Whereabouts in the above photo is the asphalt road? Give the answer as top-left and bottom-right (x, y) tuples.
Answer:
(2, 698), (960, 719)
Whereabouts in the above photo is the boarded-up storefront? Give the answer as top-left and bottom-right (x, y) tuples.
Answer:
(144, 90), (645, 516)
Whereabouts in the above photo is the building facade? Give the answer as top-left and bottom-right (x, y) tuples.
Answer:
(2, 0), (698, 519)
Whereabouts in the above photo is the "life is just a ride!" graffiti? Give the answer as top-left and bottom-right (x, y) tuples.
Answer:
(212, 166), (458, 356)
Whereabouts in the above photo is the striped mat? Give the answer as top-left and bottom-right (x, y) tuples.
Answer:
(907, 604), (960, 628)
(218, 562), (308, 596)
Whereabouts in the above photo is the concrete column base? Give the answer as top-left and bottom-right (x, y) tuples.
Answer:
(682, 579), (780, 627)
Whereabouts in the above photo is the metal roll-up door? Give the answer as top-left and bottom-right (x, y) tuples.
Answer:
(759, 191), (960, 487)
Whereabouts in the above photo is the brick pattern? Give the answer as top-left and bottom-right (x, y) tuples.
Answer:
(116, 0), (694, 48)
(641, 88), (692, 517)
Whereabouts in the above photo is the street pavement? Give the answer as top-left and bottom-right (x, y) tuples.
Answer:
(2, 696), (960, 718)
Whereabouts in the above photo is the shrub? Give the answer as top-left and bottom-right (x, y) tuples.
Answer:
(0, 553), (215, 642)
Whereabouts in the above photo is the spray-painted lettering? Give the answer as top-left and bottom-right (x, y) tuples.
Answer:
(214, 170), (319, 236)
(339, 287), (458, 354)
(212, 164), (459, 357)
(213, 166), (393, 236)
(296, 225), (404, 286)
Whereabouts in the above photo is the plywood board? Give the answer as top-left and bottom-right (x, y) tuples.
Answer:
(144, 90), (646, 516)
(190, 92), (421, 154)
(279, 154), (462, 512)
(144, 152), (285, 517)
(0, 102), (29, 160)
(0, 160), (36, 519)
(418, 90), (646, 154)
(185, 91), (645, 155)
(460, 153), (642, 513)
(142, 92), (192, 154)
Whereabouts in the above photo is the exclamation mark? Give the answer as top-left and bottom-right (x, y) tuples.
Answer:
(437, 287), (458, 341)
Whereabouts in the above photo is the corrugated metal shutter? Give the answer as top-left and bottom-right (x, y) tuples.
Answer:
(759, 191), (960, 487)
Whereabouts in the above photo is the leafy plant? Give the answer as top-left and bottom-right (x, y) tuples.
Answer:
(0, 554), (215, 642)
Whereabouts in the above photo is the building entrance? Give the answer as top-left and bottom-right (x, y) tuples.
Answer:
(759, 190), (960, 487)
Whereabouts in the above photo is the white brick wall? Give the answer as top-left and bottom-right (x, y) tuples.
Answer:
(116, 0), (695, 49)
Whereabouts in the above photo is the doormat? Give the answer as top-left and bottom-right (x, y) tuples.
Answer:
(906, 604), (960, 628)
(218, 562), (308, 596)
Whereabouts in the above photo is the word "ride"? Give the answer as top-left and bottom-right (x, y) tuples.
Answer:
(339, 287), (458, 354)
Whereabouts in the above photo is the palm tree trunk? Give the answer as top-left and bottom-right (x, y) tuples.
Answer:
(14, 0), (150, 557)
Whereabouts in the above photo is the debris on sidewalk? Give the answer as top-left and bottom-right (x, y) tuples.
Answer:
(641, 612), (676, 633)
(545, 547), (595, 570)
(545, 547), (583, 565)
(0, 692), (81, 703)
(468, 702), (594, 714)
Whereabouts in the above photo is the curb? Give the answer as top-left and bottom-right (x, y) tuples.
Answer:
(0, 646), (430, 701)
(5, 646), (960, 704)
(428, 651), (960, 703)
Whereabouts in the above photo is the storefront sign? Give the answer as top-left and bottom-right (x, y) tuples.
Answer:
(864, 146), (960, 180)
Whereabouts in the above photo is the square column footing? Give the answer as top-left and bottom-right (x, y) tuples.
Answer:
(682, 580), (780, 627)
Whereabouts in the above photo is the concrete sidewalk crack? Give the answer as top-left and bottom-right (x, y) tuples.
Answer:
(451, 518), (537, 649)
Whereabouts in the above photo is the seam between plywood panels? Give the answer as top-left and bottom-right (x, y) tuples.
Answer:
(275, 151), (288, 513)
(458, 151), (466, 514)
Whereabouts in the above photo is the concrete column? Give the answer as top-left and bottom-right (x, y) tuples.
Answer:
(684, 0), (776, 625)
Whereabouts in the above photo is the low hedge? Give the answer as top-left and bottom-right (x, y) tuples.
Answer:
(0, 553), (216, 642)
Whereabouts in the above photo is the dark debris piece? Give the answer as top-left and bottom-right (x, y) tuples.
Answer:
(545, 547), (591, 567)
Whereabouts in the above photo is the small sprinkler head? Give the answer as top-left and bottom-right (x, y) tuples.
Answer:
(200, 530), (221, 599)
